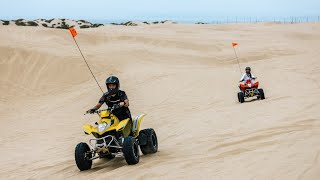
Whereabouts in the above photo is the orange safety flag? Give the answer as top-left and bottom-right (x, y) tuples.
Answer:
(232, 42), (238, 47)
(69, 27), (77, 38)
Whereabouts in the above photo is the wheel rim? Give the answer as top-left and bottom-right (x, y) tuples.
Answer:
(151, 134), (157, 148)
(85, 151), (92, 160)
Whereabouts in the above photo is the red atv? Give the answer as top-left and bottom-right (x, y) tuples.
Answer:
(238, 79), (265, 103)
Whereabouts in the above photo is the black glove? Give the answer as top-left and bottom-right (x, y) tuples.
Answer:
(87, 108), (96, 114)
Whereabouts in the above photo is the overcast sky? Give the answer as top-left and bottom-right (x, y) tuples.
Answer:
(1, 0), (319, 21)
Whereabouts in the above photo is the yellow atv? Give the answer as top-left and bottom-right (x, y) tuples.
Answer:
(75, 107), (158, 171)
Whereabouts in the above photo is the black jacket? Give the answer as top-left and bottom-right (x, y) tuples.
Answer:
(99, 90), (131, 120)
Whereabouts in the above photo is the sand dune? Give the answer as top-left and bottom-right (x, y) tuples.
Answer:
(0, 23), (320, 180)
(0, 18), (104, 29)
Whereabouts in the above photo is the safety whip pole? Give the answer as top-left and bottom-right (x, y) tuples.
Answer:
(232, 42), (242, 75)
(69, 28), (104, 93)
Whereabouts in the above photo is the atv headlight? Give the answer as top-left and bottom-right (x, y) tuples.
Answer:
(98, 123), (107, 132)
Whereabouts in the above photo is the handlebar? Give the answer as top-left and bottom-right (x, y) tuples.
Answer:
(84, 107), (115, 115)
(239, 77), (257, 83)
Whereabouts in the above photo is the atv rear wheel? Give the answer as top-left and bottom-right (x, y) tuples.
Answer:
(75, 142), (92, 171)
(123, 136), (140, 165)
(139, 128), (158, 155)
(238, 92), (245, 103)
(258, 89), (265, 100)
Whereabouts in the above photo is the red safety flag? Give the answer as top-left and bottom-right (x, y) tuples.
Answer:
(232, 42), (238, 47)
(69, 27), (77, 38)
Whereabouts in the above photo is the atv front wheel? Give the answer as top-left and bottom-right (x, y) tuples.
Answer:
(238, 92), (245, 103)
(258, 89), (265, 100)
(123, 136), (140, 165)
(75, 142), (92, 171)
(139, 128), (158, 155)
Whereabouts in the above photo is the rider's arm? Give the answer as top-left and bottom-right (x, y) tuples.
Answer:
(92, 103), (103, 110)
(91, 94), (107, 110)
(87, 93), (107, 113)
(120, 99), (129, 107)
(119, 91), (129, 107)
(86, 103), (102, 113)
(239, 74), (245, 82)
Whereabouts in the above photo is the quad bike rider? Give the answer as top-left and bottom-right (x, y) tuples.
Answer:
(238, 67), (265, 103)
(75, 76), (158, 171)
(87, 76), (131, 123)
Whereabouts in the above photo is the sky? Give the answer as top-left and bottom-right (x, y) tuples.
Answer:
(0, 0), (319, 22)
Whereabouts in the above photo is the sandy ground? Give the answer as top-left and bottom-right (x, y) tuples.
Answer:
(0, 23), (320, 180)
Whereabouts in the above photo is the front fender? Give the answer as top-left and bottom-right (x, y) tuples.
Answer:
(132, 114), (146, 137)
(83, 124), (97, 135)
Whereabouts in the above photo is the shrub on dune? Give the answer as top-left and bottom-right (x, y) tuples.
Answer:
(45, 19), (54, 23)
(92, 23), (103, 27)
(78, 19), (90, 24)
(196, 22), (207, 24)
(27, 21), (39, 26)
(5, 18), (103, 29)
(56, 26), (69, 29)
(123, 21), (138, 26)
(15, 21), (27, 26)
(80, 25), (90, 29)
(57, 21), (69, 29)
(2, 20), (10, 25)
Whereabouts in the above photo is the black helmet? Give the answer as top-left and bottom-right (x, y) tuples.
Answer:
(245, 67), (251, 71)
(105, 76), (120, 90)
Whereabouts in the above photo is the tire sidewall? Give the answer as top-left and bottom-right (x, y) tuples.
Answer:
(75, 142), (92, 171)
(123, 136), (140, 165)
(139, 128), (158, 154)
(239, 92), (245, 103)
(258, 88), (265, 99)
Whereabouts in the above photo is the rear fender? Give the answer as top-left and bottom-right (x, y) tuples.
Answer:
(115, 118), (130, 132)
(132, 114), (146, 137)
